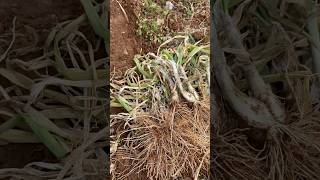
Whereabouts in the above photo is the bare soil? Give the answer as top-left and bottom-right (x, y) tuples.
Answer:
(0, 0), (82, 169)
(110, 0), (150, 75)
(110, 0), (153, 115)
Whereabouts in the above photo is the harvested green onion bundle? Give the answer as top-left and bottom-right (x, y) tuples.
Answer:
(0, 1), (108, 179)
(110, 36), (210, 179)
(211, 1), (320, 179)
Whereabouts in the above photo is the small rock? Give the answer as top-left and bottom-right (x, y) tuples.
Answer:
(165, 1), (174, 10)
(156, 18), (164, 26)
(124, 49), (128, 55)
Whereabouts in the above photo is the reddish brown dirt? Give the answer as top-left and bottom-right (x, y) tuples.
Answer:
(110, 0), (150, 75)
(0, 0), (82, 168)
(110, 0), (150, 114)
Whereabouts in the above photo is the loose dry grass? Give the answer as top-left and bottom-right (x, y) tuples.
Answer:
(112, 101), (209, 179)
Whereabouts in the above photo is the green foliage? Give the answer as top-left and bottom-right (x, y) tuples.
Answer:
(136, 0), (169, 43)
